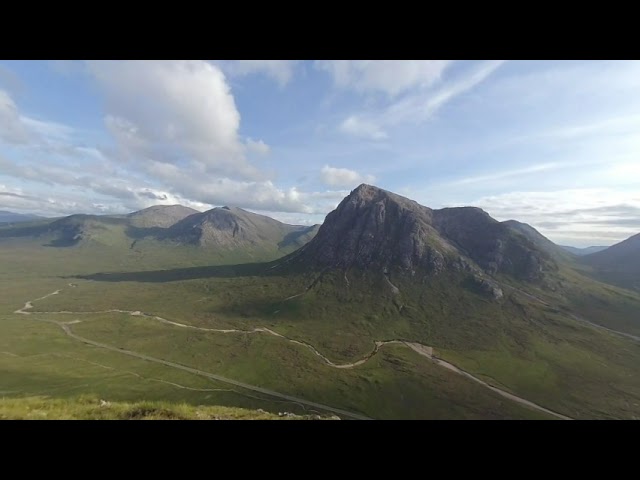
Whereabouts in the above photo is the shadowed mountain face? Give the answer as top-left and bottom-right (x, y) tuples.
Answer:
(502, 220), (577, 264)
(585, 233), (640, 266)
(581, 232), (640, 290)
(432, 209), (553, 280)
(284, 184), (555, 286)
(561, 245), (608, 256)
(46, 214), (128, 246)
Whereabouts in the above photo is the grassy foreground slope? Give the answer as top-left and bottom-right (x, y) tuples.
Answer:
(0, 396), (328, 420)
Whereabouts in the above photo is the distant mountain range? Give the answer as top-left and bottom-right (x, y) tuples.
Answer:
(578, 232), (640, 291)
(2, 189), (639, 292)
(0, 204), (320, 261)
(0, 210), (44, 224)
(560, 245), (608, 256)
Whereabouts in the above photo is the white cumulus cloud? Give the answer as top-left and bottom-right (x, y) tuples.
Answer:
(87, 60), (260, 179)
(320, 165), (375, 188)
(473, 188), (640, 246)
(339, 115), (388, 140)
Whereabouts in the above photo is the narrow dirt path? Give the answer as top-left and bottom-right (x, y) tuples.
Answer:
(57, 322), (371, 419)
(17, 300), (400, 369)
(15, 287), (573, 420)
(14, 291), (370, 420)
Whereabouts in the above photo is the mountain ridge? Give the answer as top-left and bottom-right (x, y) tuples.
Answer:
(580, 232), (640, 290)
(281, 184), (555, 296)
(0, 203), (320, 258)
(561, 245), (608, 256)
(0, 210), (44, 224)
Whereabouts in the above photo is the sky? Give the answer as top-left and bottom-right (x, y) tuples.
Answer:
(0, 60), (639, 247)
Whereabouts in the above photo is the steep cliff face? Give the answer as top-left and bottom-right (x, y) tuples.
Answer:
(294, 184), (453, 273)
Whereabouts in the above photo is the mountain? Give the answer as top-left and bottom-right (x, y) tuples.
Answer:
(278, 224), (321, 251)
(45, 214), (128, 247)
(127, 205), (199, 228)
(0, 204), (320, 260)
(561, 245), (608, 256)
(163, 206), (319, 254)
(281, 184), (556, 298)
(0, 210), (43, 224)
(580, 232), (640, 290)
(271, 184), (640, 336)
(0, 214), (117, 247)
(502, 220), (567, 256)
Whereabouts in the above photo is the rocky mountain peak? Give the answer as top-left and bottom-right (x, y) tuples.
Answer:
(285, 184), (555, 285)
(290, 185), (448, 273)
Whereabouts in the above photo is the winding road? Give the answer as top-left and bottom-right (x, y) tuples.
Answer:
(14, 287), (576, 420)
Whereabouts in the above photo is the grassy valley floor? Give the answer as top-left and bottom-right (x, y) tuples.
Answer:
(2, 242), (640, 419)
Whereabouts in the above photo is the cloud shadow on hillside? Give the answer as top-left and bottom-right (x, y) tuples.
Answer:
(73, 261), (279, 283)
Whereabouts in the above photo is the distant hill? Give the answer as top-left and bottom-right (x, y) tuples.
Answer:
(0, 210), (44, 224)
(0, 204), (319, 260)
(164, 206), (318, 254)
(561, 245), (608, 256)
(580, 232), (640, 291)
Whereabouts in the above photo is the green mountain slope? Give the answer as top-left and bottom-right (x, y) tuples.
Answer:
(0, 204), (320, 263)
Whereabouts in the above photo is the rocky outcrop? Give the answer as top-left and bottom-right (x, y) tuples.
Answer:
(292, 184), (456, 273)
(468, 274), (504, 300)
